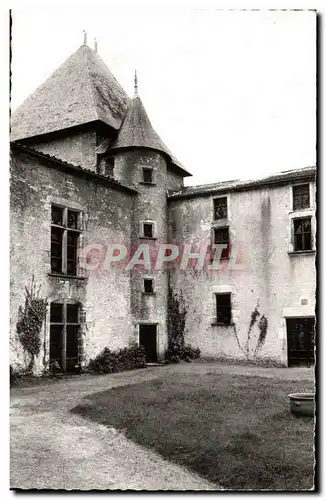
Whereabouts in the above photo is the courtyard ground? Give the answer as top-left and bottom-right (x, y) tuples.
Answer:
(10, 361), (315, 490)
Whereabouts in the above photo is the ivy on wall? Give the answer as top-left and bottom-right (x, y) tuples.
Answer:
(16, 276), (48, 372)
(166, 274), (200, 362)
(232, 300), (268, 359)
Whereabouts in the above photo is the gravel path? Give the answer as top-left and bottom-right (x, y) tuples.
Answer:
(10, 361), (313, 490)
(10, 366), (218, 491)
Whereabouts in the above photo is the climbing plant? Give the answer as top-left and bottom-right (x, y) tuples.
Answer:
(254, 315), (269, 356)
(232, 300), (268, 359)
(166, 275), (200, 362)
(16, 276), (48, 372)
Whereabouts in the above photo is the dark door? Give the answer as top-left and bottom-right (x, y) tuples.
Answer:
(139, 324), (157, 363)
(286, 317), (315, 367)
(49, 303), (80, 373)
(66, 325), (80, 372)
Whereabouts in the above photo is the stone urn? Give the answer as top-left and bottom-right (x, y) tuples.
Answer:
(288, 393), (315, 417)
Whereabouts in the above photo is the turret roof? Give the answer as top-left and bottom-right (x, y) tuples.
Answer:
(107, 95), (191, 176)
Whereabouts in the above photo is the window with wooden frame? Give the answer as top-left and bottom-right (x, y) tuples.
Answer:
(49, 302), (82, 372)
(142, 167), (154, 184)
(143, 278), (154, 294)
(213, 197), (228, 220)
(215, 293), (231, 325)
(293, 184), (310, 211)
(51, 205), (82, 275)
(214, 227), (230, 260)
(293, 217), (312, 252)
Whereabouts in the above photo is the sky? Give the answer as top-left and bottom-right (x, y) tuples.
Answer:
(10, 7), (316, 186)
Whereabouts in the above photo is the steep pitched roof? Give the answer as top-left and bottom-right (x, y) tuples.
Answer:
(11, 44), (129, 142)
(107, 95), (192, 176)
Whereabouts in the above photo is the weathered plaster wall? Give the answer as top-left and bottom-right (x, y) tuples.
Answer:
(10, 150), (133, 373)
(166, 169), (184, 191)
(168, 182), (316, 364)
(31, 130), (97, 172)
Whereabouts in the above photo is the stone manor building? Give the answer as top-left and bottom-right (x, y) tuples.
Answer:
(10, 42), (316, 373)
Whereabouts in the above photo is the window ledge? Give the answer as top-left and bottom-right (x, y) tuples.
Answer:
(139, 182), (157, 186)
(288, 208), (313, 214)
(211, 322), (232, 327)
(288, 250), (315, 256)
(210, 257), (230, 263)
(48, 273), (87, 280)
(139, 237), (157, 240)
(142, 292), (156, 296)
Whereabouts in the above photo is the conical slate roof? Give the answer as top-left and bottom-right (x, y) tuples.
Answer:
(11, 44), (129, 141)
(108, 95), (191, 175)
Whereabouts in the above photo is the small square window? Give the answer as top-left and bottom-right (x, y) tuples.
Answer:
(293, 184), (310, 211)
(104, 157), (114, 177)
(143, 222), (154, 238)
(142, 168), (153, 184)
(214, 227), (230, 259)
(293, 217), (312, 252)
(213, 197), (227, 220)
(144, 278), (154, 293)
(215, 293), (231, 325)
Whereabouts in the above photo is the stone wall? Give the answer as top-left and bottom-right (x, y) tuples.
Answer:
(10, 149), (134, 373)
(115, 149), (169, 359)
(31, 130), (97, 172)
(166, 168), (184, 191)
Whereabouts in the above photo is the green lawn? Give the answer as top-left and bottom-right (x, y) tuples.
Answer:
(71, 372), (315, 491)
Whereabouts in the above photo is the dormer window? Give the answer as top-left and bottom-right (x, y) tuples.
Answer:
(97, 156), (114, 177)
(142, 167), (154, 184)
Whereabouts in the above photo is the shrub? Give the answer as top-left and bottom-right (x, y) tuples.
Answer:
(10, 365), (30, 387)
(165, 342), (200, 363)
(10, 365), (19, 387)
(86, 344), (146, 374)
(16, 277), (48, 372)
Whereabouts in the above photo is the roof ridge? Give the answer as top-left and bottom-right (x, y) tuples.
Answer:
(83, 46), (99, 122)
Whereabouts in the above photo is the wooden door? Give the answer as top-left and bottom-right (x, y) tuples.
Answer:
(286, 317), (315, 367)
(139, 325), (158, 363)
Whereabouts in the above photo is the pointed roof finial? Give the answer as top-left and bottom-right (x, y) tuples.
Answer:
(134, 69), (138, 96)
(83, 30), (87, 45)
(94, 38), (98, 53)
